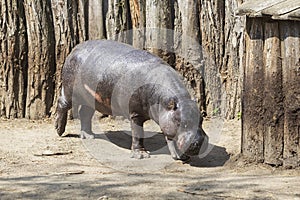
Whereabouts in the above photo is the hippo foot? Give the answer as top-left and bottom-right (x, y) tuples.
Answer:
(55, 119), (66, 137)
(180, 155), (191, 164)
(130, 149), (150, 159)
(80, 131), (95, 139)
(55, 126), (65, 137)
(172, 154), (191, 163)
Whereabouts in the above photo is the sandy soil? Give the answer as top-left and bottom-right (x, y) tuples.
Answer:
(0, 116), (299, 200)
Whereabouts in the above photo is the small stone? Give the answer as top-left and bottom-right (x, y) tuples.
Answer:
(98, 196), (109, 200)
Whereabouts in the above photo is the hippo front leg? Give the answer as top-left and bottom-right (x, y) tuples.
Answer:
(130, 114), (150, 159)
(79, 105), (95, 139)
(55, 94), (71, 136)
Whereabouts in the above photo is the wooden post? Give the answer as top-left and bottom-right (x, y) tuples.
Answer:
(242, 18), (264, 162)
(242, 18), (300, 168)
(280, 21), (300, 168)
(263, 21), (284, 166)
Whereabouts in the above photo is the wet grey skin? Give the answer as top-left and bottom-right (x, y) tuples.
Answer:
(55, 40), (208, 161)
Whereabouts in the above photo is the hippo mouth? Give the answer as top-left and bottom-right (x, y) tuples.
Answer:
(176, 131), (209, 158)
(185, 136), (209, 157)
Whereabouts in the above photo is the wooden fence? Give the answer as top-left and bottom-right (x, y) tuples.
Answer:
(242, 18), (300, 168)
(0, 0), (245, 120)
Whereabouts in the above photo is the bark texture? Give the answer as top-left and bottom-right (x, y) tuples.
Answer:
(106, 0), (132, 43)
(89, 0), (107, 40)
(145, 0), (174, 65)
(51, 0), (89, 117)
(222, 0), (245, 119)
(0, 0), (27, 118)
(174, 0), (205, 113)
(200, 0), (225, 117)
(129, 0), (145, 49)
(24, 0), (56, 119)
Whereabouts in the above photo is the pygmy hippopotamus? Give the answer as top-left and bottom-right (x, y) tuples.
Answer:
(55, 40), (208, 161)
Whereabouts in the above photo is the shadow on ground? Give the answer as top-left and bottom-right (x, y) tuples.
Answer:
(92, 131), (230, 168)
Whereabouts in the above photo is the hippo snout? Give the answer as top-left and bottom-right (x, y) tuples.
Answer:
(178, 129), (208, 157)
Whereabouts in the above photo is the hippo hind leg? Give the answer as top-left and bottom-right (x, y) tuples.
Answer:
(130, 114), (150, 159)
(55, 88), (72, 136)
(79, 105), (95, 139)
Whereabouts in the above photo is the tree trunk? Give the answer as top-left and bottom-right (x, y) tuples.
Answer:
(222, 0), (245, 119)
(50, 0), (89, 118)
(174, 0), (205, 113)
(145, 0), (174, 65)
(0, 0), (28, 118)
(199, 0), (225, 117)
(129, 0), (146, 49)
(24, 0), (56, 119)
(89, 0), (108, 40)
(106, 0), (132, 43)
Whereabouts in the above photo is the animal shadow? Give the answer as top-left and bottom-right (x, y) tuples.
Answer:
(63, 134), (80, 138)
(189, 144), (230, 167)
(95, 131), (170, 155)
(94, 131), (230, 167)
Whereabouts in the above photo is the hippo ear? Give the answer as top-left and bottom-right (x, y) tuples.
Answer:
(167, 99), (178, 110)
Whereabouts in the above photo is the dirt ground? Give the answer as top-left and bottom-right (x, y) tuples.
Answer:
(0, 116), (299, 200)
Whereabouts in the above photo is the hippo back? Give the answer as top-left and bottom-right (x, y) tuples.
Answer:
(63, 40), (190, 117)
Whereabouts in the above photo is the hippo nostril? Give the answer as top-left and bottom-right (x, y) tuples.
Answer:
(193, 142), (200, 150)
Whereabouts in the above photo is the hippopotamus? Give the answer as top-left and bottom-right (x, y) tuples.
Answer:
(55, 40), (208, 161)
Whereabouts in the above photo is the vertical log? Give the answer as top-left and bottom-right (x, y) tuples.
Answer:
(129, 0), (146, 49)
(89, 0), (107, 40)
(24, 0), (56, 119)
(242, 18), (264, 162)
(222, 0), (245, 119)
(280, 21), (300, 168)
(199, 0), (225, 117)
(145, 0), (174, 65)
(106, 0), (132, 43)
(66, 0), (88, 46)
(263, 22), (284, 166)
(174, 0), (205, 113)
(51, 0), (70, 115)
(51, 0), (86, 117)
(0, 0), (28, 118)
(77, 0), (89, 41)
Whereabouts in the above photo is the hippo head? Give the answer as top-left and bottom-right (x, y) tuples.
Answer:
(159, 98), (209, 161)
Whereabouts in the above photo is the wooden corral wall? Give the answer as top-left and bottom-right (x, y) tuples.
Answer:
(0, 0), (246, 120)
(242, 18), (300, 168)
